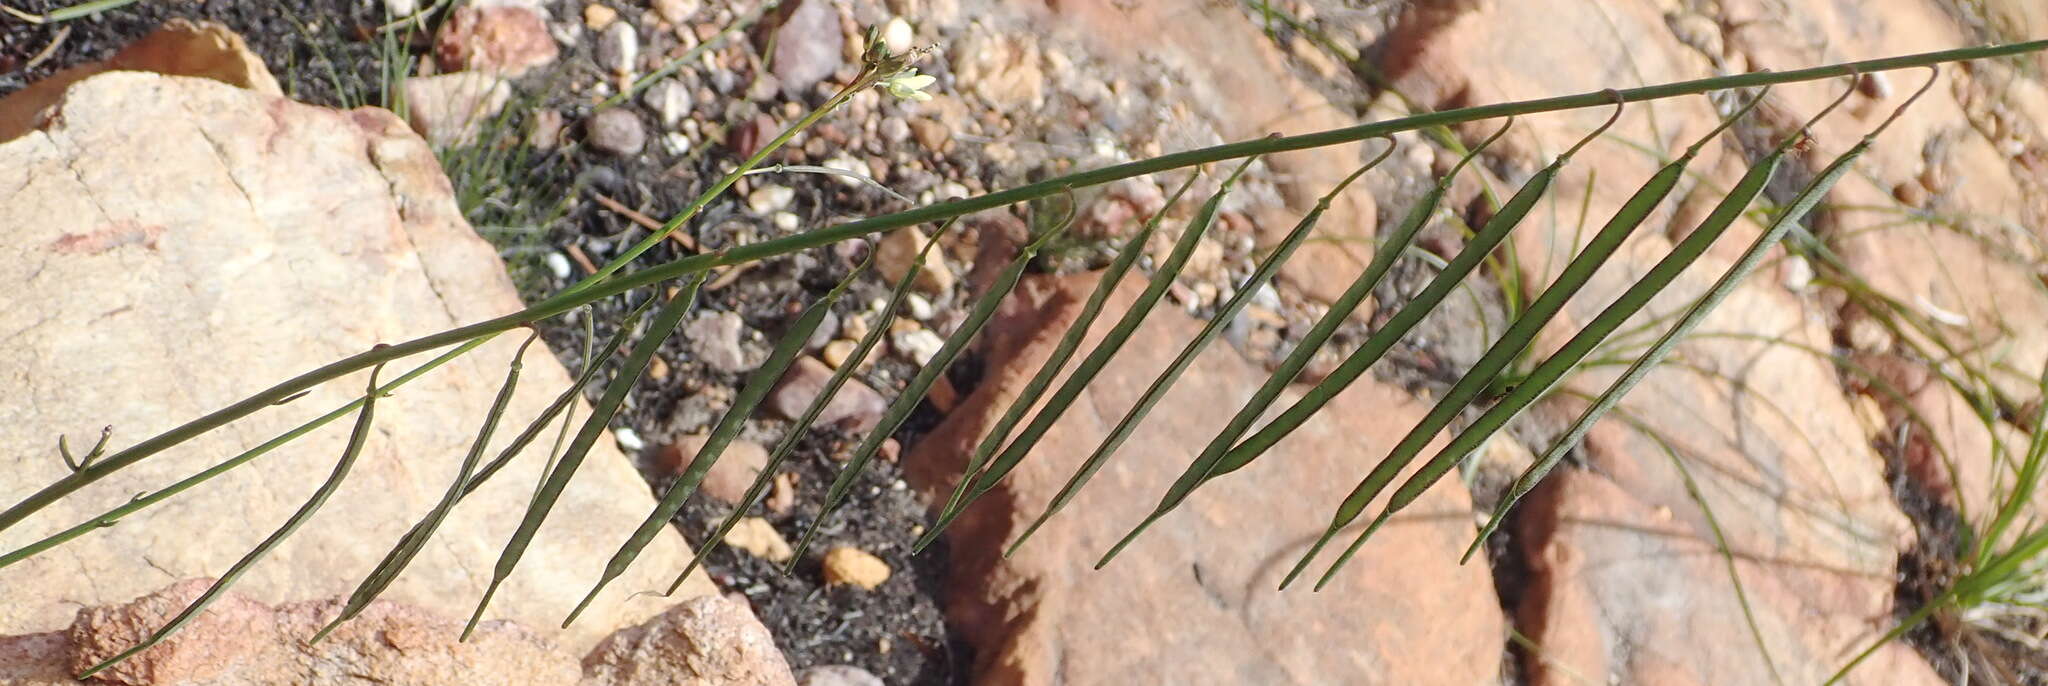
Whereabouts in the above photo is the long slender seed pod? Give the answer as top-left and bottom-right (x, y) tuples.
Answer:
(1005, 141), (1397, 558)
(79, 359), (393, 679)
(534, 311), (597, 502)
(464, 273), (706, 640)
(681, 220), (960, 586)
(1429, 150), (1778, 560)
(910, 156), (1263, 553)
(1095, 117), (1534, 567)
(1464, 78), (1867, 564)
(568, 260), (868, 626)
(788, 197), (1083, 571)
(468, 298), (657, 495)
(1308, 90), (1776, 589)
(7, 43), (2038, 542)
(313, 332), (543, 642)
(923, 171), (1208, 542)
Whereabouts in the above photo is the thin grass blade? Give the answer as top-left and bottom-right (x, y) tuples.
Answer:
(79, 359), (393, 679)
(463, 274), (706, 640)
(313, 332), (542, 642)
(790, 198), (1082, 570)
(569, 261), (869, 624)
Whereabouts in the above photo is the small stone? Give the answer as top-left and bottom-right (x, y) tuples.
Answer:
(653, 0), (700, 24)
(910, 118), (950, 149)
(583, 3), (618, 30)
(798, 664), (886, 686)
(545, 252), (572, 279)
(658, 434), (769, 504)
(821, 153), (870, 187)
(882, 17), (915, 54)
(748, 185), (796, 214)
(596, 22), (639, 74)
(613, 427), (645, 452)
(806, 310), (841, 351)
(770, 357), (888, 431)
(841, 313), (870, 342)
(822, 339), (858, 368)
(822, 547), (890, 590)
(1780, 254), (1813, 292)
(893, 328), (944, 364)
(879, 117), (911, 144)
(905, 293), (934, 321)
(686, 310), (753, 373)
(642, 79), (694, 127)
(649, 355), (670, 380)
(727, 517), (794, 562)
(875, 226), (955, 293)
(767, 472), (799, 513)
(770, 0), (844, 95)
(660, 131), (692, 155)
(773, 211), (801, 232)
(433, 5), (559, 77)
(403, 73), (511, 147)
(586, 108), (647, 155)
(526, 108), (564, 149)
(384, 0), (418, 17)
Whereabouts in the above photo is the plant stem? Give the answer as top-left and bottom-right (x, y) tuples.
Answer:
(3, 39), (2040, 536)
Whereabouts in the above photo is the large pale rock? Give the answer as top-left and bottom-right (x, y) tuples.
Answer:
(581, 595), (797, 686)
(0, 72), (714, 655)
(0, 19), (280, 141)
(906, 272), (1504, 686)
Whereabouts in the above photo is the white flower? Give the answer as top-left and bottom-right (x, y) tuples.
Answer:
(881, 69), (936, 102)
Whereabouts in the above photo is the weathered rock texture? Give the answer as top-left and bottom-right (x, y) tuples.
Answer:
(906, 273), (1505, 685)
(0, 68), (712, 654)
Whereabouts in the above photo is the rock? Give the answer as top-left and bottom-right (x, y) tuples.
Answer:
(725, 113), (777, 159)
(613, 426), (646, 453)
(893, 327), (944, 365)
(659, 434), (771, 504)
(725, 517), (794, 563)
(661, 131), (693, 155)
(797, 664), (886, 686)
(403, 72), (512, 147)
(596, 21), (640, 74)
(881, 17), (916, 55)
(686, 310), (755, 373)
(642, 78), (694, 127)
(903, 273), (1503, 685)
(384, 0), (417, 16)
(821, 547), (890, 590)
(821, 339), (858, 369)
(909, 117), (950, 150)
(433, 4), (559, 77)
(769, 358), (888, 432)
(0, 19), (281, 141)
(0, 70), (712, 652)
(953, 23), (1044, 109)
(528, 107), (566, 149)
(653, 0), (700, 25)
(582, 595), (798, 686)
(748, 185), (796, 214)
(874, 226), (955, 293)
(821, 152), (871, 187)
(770, 0), (844, 95)
(904, 293), (935, 321)
(583, 3), (618, 30)
(879, 116), (911, 144)
(767, 472), (800, 513)
(587, 107), (648, 155)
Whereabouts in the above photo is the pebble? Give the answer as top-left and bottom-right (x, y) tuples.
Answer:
(586, 108), (647, 155)
(686, 310), (753, 373)
(806, 310), (841, 350)
(879, 117), (911, 144)
(657, 434), (769, 503)
(821, 339), (858, 368)
(905, 293), (935, 321)
(822, 547), (891, 590)
(384, 0), (418, 16)
(821, 153), (870, 188)
(526, 108), (564, 149)
(875, 226), (955, 293)
(545, 252), (572, 279)
(882, 17), (916, 54)
(642, 79), (694, 127)
(582, 3), (617, 30)
(909, 117), (950, 149)
(797, 665), (886, 686)
(748, 185), (796, 214)
(841, 313), (870, 342)
(767, 472), (799, 513)
(773, 211), (801, 232)
(652, 0), (699, 24)
(769, 357), (888, 431)
(660, 132), (692, 155)
(727, 517), (794, 562)
(770, 0), (844, 95)
(613, 427), (645, 452)
(596, 21), (639, 74)
(402, 73), (511, 147)
(893, 328), (944, 364)
(432, 5), (558, 78)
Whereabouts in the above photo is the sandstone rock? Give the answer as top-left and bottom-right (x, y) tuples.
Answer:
(820, 547), (890, 590)
(0, 71), (712, 653)
(686, 310), (756, 373)
(0, 19), (280, 141)
(587, 107), (648, 155)
(904, 273), (1503, 685)
(726, 517), (795, 563)
(769, 357), (888, 432)
(659, 434), (771, 505)
(796, 664), (885, 686)
(874, 226), (955, 293)
(434, 4), (560, 77)
(582, 595), (797, 686)
(404, 72), (513, 147)
(771, 0), (844, 96)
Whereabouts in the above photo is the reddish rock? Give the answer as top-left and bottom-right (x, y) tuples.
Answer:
(769, 0), (844, 96)
(768, 357), (888, 432)
(433, 5), (560, 77)
(582, 595), (797, 686)
(905, 273), (1503, 685)
(660, 434), (771, 504)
